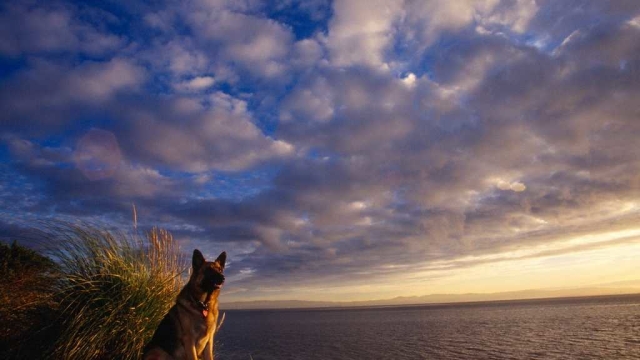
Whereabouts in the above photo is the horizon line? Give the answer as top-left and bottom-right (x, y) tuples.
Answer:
(220, 288), (640, 310)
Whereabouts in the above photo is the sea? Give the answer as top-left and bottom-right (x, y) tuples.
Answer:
(215, 294), (640, 359)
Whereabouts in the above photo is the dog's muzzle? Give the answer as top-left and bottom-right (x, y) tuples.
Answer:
(203, 271), (225, 292)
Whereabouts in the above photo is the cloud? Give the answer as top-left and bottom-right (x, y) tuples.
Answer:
(0, 58), (146, 129)
(326, 0), (403, 68)
(173, 76), (216, 92)
(142, 39), (211, 78)
(401, 72), (417, 87)
(0, 1), (124, 56)
(396, 0), (539, 57)
(67, 59), (145, 101)
(279, 76), (335, 123)
(495, 179), (527, 192)
(116, 92), (295, 172)
(3, 135), (179, 200)
(509, 182), (526, 192)
(184, 2), (296, 79)
(2, 0), (640, 301)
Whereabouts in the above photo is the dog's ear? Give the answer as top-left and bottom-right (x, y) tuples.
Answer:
(192, 249), (205, 271)
(215, 251), (226, 270)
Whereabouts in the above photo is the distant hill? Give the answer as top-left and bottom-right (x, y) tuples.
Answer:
(220, 281), (640, 310)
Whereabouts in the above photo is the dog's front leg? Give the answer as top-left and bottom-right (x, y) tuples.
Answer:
(181, 336), (199, 360)
(203, 333), (214, 360)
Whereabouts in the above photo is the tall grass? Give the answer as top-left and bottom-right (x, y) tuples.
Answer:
(46, 223), (187, 360)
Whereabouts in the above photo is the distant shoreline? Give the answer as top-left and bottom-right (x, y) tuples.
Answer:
(221, 291), (640, 311)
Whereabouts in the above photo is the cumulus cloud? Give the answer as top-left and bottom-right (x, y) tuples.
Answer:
(2, 0), (640, 301)
(184, 2), (296, 78)
(326, 0), (403, 68)
(143, 39), (211, 78)
(495, 179), (527, 192)
(0, 1), (124, 56)
(116, 92), (295, 172)
(173, 76), (216, 92)
(396, 0), (539, 56)
(0, 58), (145, 129)
(401, 72), (417, 87)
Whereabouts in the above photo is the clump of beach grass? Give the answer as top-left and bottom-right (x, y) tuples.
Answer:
(46, 223), (187, 360)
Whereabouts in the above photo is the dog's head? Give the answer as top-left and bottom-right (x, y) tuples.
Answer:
(191, 249), (226, 293)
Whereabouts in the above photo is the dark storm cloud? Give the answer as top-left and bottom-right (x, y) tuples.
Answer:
(2, 0), (640, 300)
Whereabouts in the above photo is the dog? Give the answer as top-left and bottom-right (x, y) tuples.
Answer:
(143, 249), (226, 360)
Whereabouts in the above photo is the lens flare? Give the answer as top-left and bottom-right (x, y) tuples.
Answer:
(74, 128), (122, 181)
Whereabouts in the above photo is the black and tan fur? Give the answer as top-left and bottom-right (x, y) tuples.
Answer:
(143, 250), (226, 360)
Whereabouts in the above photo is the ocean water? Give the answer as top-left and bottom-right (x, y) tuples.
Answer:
(215, 295), (640, 359)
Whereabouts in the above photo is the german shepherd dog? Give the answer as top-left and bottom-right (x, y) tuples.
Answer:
(143, 250), (226, 360)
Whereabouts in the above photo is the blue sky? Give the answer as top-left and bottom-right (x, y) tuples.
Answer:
(2, 0), (640, 302)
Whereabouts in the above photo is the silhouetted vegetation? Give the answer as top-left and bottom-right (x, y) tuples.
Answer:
(0, 241), (60, 358)
(0, 224), (186, 360)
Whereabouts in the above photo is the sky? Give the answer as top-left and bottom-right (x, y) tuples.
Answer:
(1, 0), (640, 303)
